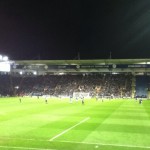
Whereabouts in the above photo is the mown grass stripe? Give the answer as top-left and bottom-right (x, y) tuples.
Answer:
(58, 140), (150, 149)
(0, 146), (55, 150)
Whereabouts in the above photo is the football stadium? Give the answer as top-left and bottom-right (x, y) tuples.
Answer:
(0, 56), (150, 150)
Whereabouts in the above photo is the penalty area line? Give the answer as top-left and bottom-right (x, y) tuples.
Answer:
(0, 145), (55, 150)
(49, 117), (90, 141)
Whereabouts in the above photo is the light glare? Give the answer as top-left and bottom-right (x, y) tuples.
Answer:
(33, 71), (37, 75)
(3, 56), (8, 61)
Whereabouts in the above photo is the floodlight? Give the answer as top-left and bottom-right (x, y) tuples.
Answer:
(3, 56), (8, 61)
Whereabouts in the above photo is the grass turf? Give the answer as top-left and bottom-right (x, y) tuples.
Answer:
(0, 97), (150, 150)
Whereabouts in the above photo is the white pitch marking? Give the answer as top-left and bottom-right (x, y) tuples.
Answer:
(0, 137), (45, 142)
(0, 145), (55, 150)
(58, 140), (150, 149)
(49, 117), (90, 141)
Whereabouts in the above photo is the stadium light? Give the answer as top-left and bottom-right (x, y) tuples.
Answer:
(2, 56), (8, 61)
(0, 55), (9, 61)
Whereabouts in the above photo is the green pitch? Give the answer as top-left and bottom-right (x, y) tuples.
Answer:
(0, 97), (150, 150)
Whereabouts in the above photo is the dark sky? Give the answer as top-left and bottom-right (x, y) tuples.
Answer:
(1, 0), (150, 60)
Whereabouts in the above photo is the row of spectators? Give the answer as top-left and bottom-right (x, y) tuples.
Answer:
(0, 74), (132, 98)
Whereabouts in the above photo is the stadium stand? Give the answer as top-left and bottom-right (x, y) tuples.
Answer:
(0, 74), (132, 98)
(1, 59), (150, 98)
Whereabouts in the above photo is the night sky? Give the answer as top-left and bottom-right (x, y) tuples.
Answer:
(1, 0), (150, 60)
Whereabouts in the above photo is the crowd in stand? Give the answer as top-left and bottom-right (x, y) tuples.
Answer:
(0, 74), (132, 98)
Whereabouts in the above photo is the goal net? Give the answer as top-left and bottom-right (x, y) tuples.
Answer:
(73, 92), (90, 98)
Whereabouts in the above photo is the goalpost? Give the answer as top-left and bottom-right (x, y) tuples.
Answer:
(73, 92), (90, 99)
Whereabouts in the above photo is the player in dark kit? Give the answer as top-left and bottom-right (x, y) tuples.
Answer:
(81, 95), (84, 105)
(45, 97), (48, 104)
(139, 98), (142, 104)
(70, 95), (73, 103)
